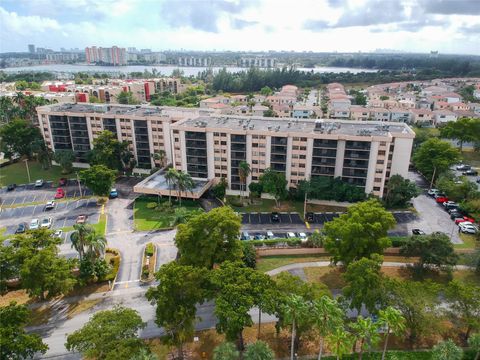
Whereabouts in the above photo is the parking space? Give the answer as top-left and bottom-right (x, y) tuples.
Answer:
(242, 230), (313, 240)
(392, 212), (418, 224)
(241, 212), (309, 225)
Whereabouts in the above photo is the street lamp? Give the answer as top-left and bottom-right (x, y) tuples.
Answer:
(76, 172), (83, 197)
(23, 159), (31, 183)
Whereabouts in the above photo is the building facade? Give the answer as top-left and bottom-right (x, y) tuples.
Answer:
(85, 46), (127, 66)
(37, 104), (415, 198)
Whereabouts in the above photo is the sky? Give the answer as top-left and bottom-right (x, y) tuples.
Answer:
(0, 0), (479, 54)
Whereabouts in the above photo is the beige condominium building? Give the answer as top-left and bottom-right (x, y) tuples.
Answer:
(37, 104), (415, 198)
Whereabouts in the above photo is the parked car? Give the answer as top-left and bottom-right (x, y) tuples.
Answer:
(15, 223), (27, 234)
(53, 229), (64, 238)
(44, 201), (56, 211)
(109, 188), (118, 199)
(76, 215), (87, 224)
(443, 201), (459, 211)
(54, 188), (65, 199)
(463, 169), (479, 176)
(412, 229), (426, 235)
(297, 232), (307, 241)
(450, 211), (464, 220)
(254, 234), (265, 240)
(305, 212), (314, 222)
(476, 177), (480, 184)
(456, 164), (471, 171)
(287, 232), (297, 239)
(7, 184), (16, 191)
(266, 231), (274, 239)
(58, 178), (68, 186)
(40, 217), (52, 229)
(435, 196), (449, 204)
(459, 222), (478, 234)
(29, 219), (40, 230)
(34, 179), (44, 188)
(455, 216), (475, 225)
(241, 231), (251, 241)
(271, 212), (280, 222)
(427, 188), (440, 196)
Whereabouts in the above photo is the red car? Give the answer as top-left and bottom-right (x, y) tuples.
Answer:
(455, 216), (475, 225)
(435, 196), (449, 203)
(54, 188), (65, 199)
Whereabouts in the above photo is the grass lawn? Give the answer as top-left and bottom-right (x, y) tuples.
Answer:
(134, 196), (202, 231)
(455, 233), (479, 250)
(28, 305), (51, 326)
(0, 289), (31, 307)
(0, 161), (77, 187)
(91, 214), (107, 235)
(257, 254), (329, 273)
(67, 299), (102, 319)
(227, 197), (347, 215)
(460, 149), (480, 168)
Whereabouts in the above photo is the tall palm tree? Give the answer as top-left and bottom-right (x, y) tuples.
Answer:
(152, 150), (167, 168)
(165, 168), (179, 205)
(378, 307), (406, 360)
(85, 231), (107, 259)
(313, 296), (344, 360)
(176, 171), (194, 206)
(70, 224), (92, 260)
(351, 316), (381, 360)
(283, 295), (307, 360)
(326, 328), (355, 360)
(238, 161), (251, 199)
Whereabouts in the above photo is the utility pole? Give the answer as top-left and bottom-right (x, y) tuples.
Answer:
(76, 172), (83, 197)
(429, 166), (437, 190)
(303, 191), (308, 220)
(24, 159), (31, 183)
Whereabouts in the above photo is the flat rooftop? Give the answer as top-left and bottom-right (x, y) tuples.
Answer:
(175, 115), (415, 137)
(38, 103), (204, 117)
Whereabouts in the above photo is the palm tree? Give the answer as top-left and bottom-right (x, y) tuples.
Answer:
(213, 342), (239, 360)
(378, 307), (406, 360)
(244, 341), (274, 360)
(351, 316), (381, 360)
(283, 295), (307, 360)
(238, 161), (251, 199)
(85, 231), (107, 259)
(312, 296), (344, 360)
(176, 171), (194, 205)
(152, 150), (167, 168)
(326, 328), (355, 360)
(468, 333), (480, 360)
(165, 168), (179, 205)
(70, 224), (92, 260)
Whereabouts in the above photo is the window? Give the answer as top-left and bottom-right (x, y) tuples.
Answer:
(378, 150), (386, 155)
(214, 141), (219, 145)
(299, 164), (305, 168)
(221, 141), (227, 145)
(373, 187), (381, 191)
(377, 160), (384, 164)
(300, 146), (307, 151)
(374, 177), (382, 182)
(292, 154), (299, 159)
(214, 132), (220, 136)
(292, 146), (299, 150)
(252, 160), (259, 165)
(376, 169), (383, 174)
(299, 155), (306, 159)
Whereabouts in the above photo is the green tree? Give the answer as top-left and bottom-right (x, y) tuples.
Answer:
(88, 130), (128, 170)
(146, 263), (210, 360)
(175, 207), (242, 268)
(351, 316), (381, 360)
(259, 168), (287, 207)
(212, 177), (228, 199)
(165, 167), (179, 204)
(32, 138), (53, 170)
(378, 306), (406, 360)
(211, 262), (270, 350)
(248, 182), (263, 198)
(80, 165), (116, 197)
(243, 341), (275, 360)
(152, 149), (166, 168)
(354, 92), (367, 105)
(444, 280), (480, 340)
(70, 223), (92, 261)
(0, 119), (42, 158)
(176, 171), (195, 205)
(400, 232), (458, 275)
(54, 149), (76, 174)
(65, 306), (146, 360)
(412, 138), (459, 187)
(213, 342), (239, 360)
(282, 295), (309, 360)
(263, 109), (277, 117)
(84, 229), (107, 259)
(0, 244), (18, 294)
(238, 161), (251, 199)
(385, 280), (440, 346)
(432, 339), (463, 360)
(117, 91), (139, 104)
(326, 327), (355, 360)
(20, 246), (76, 300)
(129, 348), (159, 360)
(312, 295), (344, 360)
(323, 199), (396, 265)
(384, 175), (419, 208)
(260, 86), (273, 96)
(343, 254), (386, 314)
(468, 333), (480, 360)
(0, 302), (48, 359)
(436, 174), (479, 202)
(440, 118), (480, 152)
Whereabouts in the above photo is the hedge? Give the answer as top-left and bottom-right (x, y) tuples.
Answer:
(245, 238), (303, 247)
(102, 249), (120, 282)
(145, 243), (155, 257)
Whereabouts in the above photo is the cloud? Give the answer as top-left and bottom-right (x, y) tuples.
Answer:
(332, 0), (407, 28)
(420, 0), (480, 15)
(231, 18), (258, 29)
(303, 19), (330, 31)
(459, 23), (480, 33)
(159, 0), (259, 33)
(395, 18), (446, 32)
(0, 6), (60, 36)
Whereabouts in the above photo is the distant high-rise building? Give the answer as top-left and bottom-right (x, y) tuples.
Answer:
(28, 44), (35, 53)
(85, 46), (126, 66)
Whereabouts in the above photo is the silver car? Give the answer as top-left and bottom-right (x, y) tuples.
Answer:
(29, 219), (40, 230)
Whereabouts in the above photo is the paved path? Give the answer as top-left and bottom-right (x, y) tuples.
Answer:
(266, 261), (471, 276)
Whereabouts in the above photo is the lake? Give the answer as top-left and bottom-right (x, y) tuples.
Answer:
(1, 64), (378, 76)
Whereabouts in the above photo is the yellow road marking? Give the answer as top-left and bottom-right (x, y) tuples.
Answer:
(125, 282), (129, 289)
(305, 221), (310, 229)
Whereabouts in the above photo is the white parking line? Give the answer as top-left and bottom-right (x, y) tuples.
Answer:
(32, 194), (37, 203)
(62, 217), (67, 228)
(32, 205), (37, 216)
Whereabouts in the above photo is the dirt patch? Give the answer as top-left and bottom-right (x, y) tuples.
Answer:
(0, 289), (31, 307)
(304, 267), (346, 289)
(28, 305), (51, 327)
(67, 298), (102, 319)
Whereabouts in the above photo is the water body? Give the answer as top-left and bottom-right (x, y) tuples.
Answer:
(1, 64), (378, 76)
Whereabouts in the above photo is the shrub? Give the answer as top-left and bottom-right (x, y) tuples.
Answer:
(247, 238), (302, 247)
(146, 202), (157, 209)
(145, 243), (155, 257)
(103, 255), (120, 281)
(105, 248), (119, 256)
(227, 196), (243, 207)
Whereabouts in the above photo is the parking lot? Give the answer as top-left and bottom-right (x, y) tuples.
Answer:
(1, 198), (100, 236)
